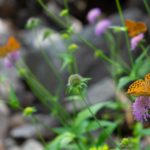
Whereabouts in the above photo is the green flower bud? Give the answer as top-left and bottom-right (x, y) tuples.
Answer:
(94, 50), (104, 58)
(26, 18), (41, 29)
(59, 9), (69, 17)
(61, 33), (70, 39)
(42, 28), (53, 40)
(18, 68), (27, 77)
(23, 107), (36, 116)
(68, 44), (78, 52)
(68, 74), (82, 86)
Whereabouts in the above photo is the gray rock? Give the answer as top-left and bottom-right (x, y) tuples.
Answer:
(127, 0), (150, 13)
(5, 138), (16, 149)
(0, 100), (10, 146)
(10, 114), (57, 139)
(10, 124), (40, 139)
(8, 147), (21, 150)
(87, 78), (115, 103)
(22, 139), (43, 150)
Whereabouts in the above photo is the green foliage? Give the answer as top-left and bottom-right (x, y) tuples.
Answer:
(23, 106), (37, 116)
(5, 0), (150, 149)
(120, 137), (139, 150)
(45, 132), (75, 150)
(42, 28), (53, 40)
(59, 9), (69, 17)
(67, 74), (91, 100)
(25, 17), (41, 29)
(8, 87), (21, 109)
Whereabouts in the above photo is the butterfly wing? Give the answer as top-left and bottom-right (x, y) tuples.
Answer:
(125, 19), (147, 37)
(6, 36), (21, 52)
(127, 79), (150, 96)
(144, 73), (150, 89)
(0, 46), (10, 57)
(132, 22), (147, 36)
(125, 19), (137, 37)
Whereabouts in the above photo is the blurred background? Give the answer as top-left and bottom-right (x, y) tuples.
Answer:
(0, 0), (150, 149)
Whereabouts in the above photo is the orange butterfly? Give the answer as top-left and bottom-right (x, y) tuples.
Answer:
(127, 73), (150, 96)
(0, 36), (20, 57)
(125, 19), (147, 37)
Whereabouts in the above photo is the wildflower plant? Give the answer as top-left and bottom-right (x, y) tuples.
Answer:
(2, 0), (150, 149)
(67, 74), (91, 100)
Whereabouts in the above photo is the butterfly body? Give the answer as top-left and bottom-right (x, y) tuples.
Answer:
(127, 73), (150, 96)
(125, 19), (147, 37)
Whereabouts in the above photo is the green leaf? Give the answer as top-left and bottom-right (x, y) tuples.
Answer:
(42, 28), (53, 40)
(135, 45), (150, 64)
(97, 123), (117, 145)
(137, 58), (150, 76)
(75, 101), (117, 126)
(117, 76), (133, 89)
(132, 45), (150, 76)
(85, 120), (115, 133)
(8, 87), (21, 109)
(59, 9), (69, 17)
(44, 132), (75, 150)
(59, 53), (73, 71)
(26, 17), (41, 29)
(141, 129), (150, 136)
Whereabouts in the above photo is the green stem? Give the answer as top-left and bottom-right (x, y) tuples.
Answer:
(73, 57), (78, 73)
(115, 0), (133, 68)
(105, 31), (116, 59)
(34, 30), (63, 96)
(82, 96), (119, 148)
(139, 44), (150, 59)
(143, 0), (150, 15)
(16, 62), (70, 127)
(31, 117), (47, 146)
(37, 0), (67, 28)
(77, 35), (119, 67)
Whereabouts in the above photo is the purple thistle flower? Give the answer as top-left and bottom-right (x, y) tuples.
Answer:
(87, 8), (101, 24)
(131, 33), (144, 50)
(132, 96), (150, 122)
(4, 51), (20, 68)
(95, 19), (111, 36)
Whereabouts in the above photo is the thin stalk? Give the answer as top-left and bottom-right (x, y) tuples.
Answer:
(63, 0), (71, 25)
(115, 0), (133, 68)
(31, 117), (47, 146)
(82, 96), (120, 149)
(37, 0), (67, 28)
(143, 0), (150, 15)
(139, 44), (150, 59)
(77, 35), (119, 67)
(16, 62), (71, 126)
(105, 31), (116, 59)
(73, 57), (78, 74)
(34, 30), (63, 96)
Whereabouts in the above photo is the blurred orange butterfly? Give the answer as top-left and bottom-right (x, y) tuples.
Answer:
(125, 19), (147, 37)
(127, 73), (150, 96)
(0, 36), (20, 57)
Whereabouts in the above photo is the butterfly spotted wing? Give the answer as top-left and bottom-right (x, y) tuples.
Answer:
(125, 19), (147, 37)
(6, 36), (21, 52)
(0, 46), (10, 57)
(127, 73), (150, 96)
